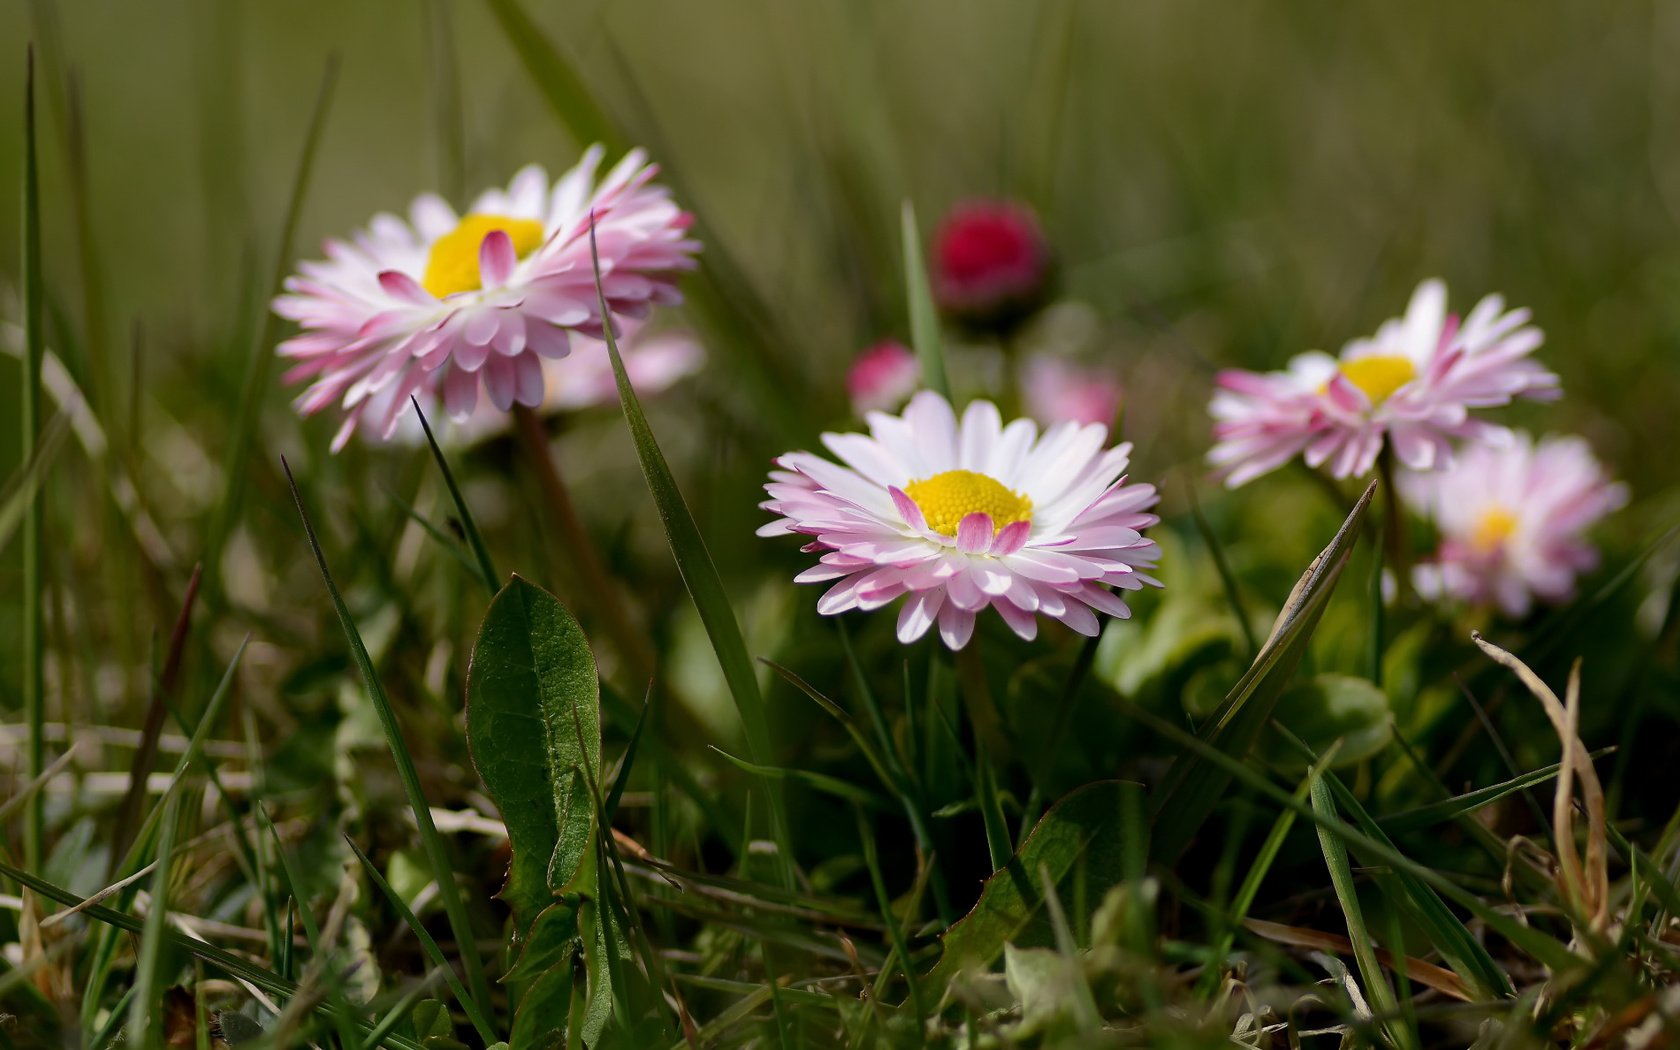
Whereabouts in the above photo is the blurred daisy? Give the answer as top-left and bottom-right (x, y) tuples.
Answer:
(759, 391), (1161, 649)
(274, 146), (700, 450)
(1019, 352), (1122, 427)
(933, 199), (1052, 328)
(370, 321), (703, 447)
(1208, 279), (1560, 487)
(1401, 433), (1627, 616)
(846, 340), (920, 415)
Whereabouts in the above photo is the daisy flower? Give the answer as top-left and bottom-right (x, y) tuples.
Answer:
(1208, 279), (1560, 487)
(1400, 433), (1627, 617)
(846, 340), (920, 415)
(274, 146), (700, 450)
(759, 391), (1161, 649)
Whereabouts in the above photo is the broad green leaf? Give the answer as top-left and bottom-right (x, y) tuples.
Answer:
(928, 781), (1131, 988)
(1260, 674), (1393, 770)
(506, 902), (581, 1048)
(466, 575), (602, 942)
(1150, 481), (1376, 862)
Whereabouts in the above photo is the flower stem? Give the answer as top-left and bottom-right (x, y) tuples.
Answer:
(1377, 444), (1412, 606)
(513, 404), (657, 682)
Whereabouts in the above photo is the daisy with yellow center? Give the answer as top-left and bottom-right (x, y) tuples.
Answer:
(761, 391), (1162, 650)
(1400, 432), (1627, 617)
(1208, 278), (1559, 487)
(274, 145), (700, 450)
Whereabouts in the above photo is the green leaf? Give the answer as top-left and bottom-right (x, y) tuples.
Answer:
(901, 201), (950, 400)
(928, 780), (1131, 988)
(466, 575), (602, 941)
(506, 902), (582, 1047)
(1150, 481), (1376, 862)
(1260, 674), (1393, 770)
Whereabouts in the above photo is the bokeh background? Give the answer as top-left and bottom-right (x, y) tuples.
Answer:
(3, 1), (1679, 901)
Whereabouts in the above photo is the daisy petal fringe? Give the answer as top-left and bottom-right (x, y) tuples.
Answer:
(273, 146), (700, 450)
(760, 391), (1162, 650)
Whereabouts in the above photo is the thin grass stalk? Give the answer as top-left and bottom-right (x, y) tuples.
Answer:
(282, 459), (496, 1022)
(20, 45), (47, 875)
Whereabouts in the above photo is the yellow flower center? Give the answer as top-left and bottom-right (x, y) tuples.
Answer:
(1471, 506), (1518, 553)
(1335, 354), (1417, 405)
(903, 469), (1033, 537)
(421, 214), (546, 299)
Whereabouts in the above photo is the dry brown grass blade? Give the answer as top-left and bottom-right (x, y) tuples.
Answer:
(1243, 917), (1473, 1002)
(1472, 633), (1609, 935)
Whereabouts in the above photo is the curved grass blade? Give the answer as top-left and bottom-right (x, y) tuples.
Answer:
(1115, 694), (1583, 977)
(347, 838), (499, 1045)
(283, 458), (496, 1021)
(481, 0), (619, 150)
(126, 792), (182, 1050)
(710, 746), (886, 809)
(411, 397), (498, 597)
(901, 201), (949, 400)
(588, 228), (794, 880)
(1311, 773), (1414, 1050)
(1151, 481), (1375, 862)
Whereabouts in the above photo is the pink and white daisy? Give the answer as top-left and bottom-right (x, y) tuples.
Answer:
(273, 146), (700, 450)
(846, 340), (920, 415)
(367, 321), (704, 448)
(1208, 279), (1560, 487)
(759, 391), (1161, 649)
(1019, 352), (1122, 428)
(1400, 433), (1627, 617)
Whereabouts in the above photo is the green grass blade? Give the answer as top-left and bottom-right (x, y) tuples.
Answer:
(381, 481), (495, 591)
(1115, 693), (1582, 977)
(588, 230), (794, 880)
(0, 406), (69, 552)
(605, 687), (651, 822)
(974, 747), (1012, 872)
(348, 838), (500, 1045)
(411, 397), (499, 597)
(901, 201), (949, 400)
(20, 44), (47, 874)
(0, 861), (429, 1050)
(855, 806), (927, 1028)
(1379, 756), (1591, 835)
(282, 458), (496, 1021)
(1311, 773), (1413, 1050)
(1151, 480), (1375, 862)
(207, 57), (336, 598)
(127, 792), (181, 1050)
(1186, 484), (1258, 660)
(481, 0), (621, 150)
(709, 745), (887, 809)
